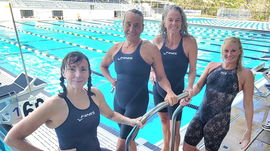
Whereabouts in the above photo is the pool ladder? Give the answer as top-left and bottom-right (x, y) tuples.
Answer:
(125, 92), (199, 151)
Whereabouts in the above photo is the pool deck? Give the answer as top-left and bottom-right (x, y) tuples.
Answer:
(1, 68), (270, 151)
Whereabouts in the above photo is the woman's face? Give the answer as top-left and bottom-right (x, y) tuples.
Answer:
(62, 58), (89, 89)
(123, 12), (144, 40)
(222, 41), (241, 64)
(164, 10), (182, 34)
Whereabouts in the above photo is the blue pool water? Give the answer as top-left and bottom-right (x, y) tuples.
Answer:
(0, 141), (10, 151)
(0, 18), (269, 145)
(187, 18), (270, 31)
(0, 126), (11, 151)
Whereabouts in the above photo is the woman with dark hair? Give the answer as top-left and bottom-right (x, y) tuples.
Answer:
(150, 5), (198, 151)
(5, 51), (142, 151)
(100, 9), (178, 151)
(183, 37), (254, 151)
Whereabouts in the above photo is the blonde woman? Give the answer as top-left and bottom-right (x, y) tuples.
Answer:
(183, 37), (254, 151)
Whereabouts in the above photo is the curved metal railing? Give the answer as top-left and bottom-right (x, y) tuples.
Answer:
(169, 104), (199, 151)
(125, 92), (189, 151)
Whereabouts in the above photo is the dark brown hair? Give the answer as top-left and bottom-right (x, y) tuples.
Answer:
(58, 51), (94, 98)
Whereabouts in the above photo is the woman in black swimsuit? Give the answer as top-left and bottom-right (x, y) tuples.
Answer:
(183, 37), (254, 151)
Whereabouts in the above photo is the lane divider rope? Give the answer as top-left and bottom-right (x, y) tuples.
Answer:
(0, 24), (107, 54)
(0, 37), (105, 78)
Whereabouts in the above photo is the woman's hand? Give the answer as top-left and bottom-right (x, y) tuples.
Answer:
(110, 79), (117, 86)
(150, 71), (156, 84)
(180, 88), (193, 106)
(129, 117), (143, 128)
(110, 79), (117, 93)
(164, 91), (178, 106)
(240, 129), (251, 150)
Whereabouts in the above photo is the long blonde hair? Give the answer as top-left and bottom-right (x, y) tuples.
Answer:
(221, 37), (243, 71)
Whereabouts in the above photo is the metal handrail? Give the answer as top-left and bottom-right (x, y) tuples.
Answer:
(125, 92), (189, 151)
(170, 103), (199, 151)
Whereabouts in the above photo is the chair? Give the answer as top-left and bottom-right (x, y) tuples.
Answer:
(262, 121), (270, 131)
(0, 73), (47, 125)
(252, 63), (270, 133)
(251, 63), (270, 97)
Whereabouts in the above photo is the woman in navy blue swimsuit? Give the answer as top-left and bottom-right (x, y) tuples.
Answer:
(100, 9), (178, 151)
(5, 51), (142, 151)
(183, 37), (254, 151)
(150, 5), (198, 151)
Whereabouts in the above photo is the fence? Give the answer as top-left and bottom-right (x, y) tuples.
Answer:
(217, 8), (251, 19)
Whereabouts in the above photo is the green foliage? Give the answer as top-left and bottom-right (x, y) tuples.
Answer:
(251, 11), (270, 21)
(171, 0), (270, 21)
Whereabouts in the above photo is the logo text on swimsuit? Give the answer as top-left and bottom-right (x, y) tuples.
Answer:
(163, 51), (177, 55)
(77, 111), (95, 122)
(117, 56), (133, 60)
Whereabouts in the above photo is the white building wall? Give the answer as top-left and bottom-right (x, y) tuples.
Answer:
(0, 2), (115, 21)
(0, 2), (13, 21)
(88, 10), (114, 19)
(34, 9), (54, 20)
(63, 9), (114, 20)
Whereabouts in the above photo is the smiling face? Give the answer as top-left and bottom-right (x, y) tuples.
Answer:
(123, 11), (144, 41)
(160, 5), (189, 39)
(62, 58), (90, 89)
(222, 37), (242, 65)
(164, 10), (182, 34)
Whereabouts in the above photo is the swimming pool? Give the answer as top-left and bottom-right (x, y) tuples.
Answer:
(0, 126), (11, 151)
(187, 18), (270, 31)
(0, 18), (269, 145)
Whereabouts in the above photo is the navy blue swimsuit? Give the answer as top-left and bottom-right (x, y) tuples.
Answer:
(184, 65), (239, 151)
(113, 41), (151, 139)
(153, 38), (189, 120)
(55, 95), (100, 151)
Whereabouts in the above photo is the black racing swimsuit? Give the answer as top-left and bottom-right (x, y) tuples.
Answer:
(184, 65), (239, 151)
(153, 38), (188, 120)
(55, 95), (100, 151)
(113, 41), (151, 139)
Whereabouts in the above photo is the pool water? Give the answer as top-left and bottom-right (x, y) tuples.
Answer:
(0, 19), (269, 144)
(0, 126), (11, 151)
(0, 140), (10, 151)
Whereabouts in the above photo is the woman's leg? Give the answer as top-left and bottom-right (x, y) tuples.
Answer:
(158, 112), (170, 151)
(183, 116), (204, 151)
(116, 139), (136, 151)
(183, 142), (199, 151)
(203, 113), (230, 151)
